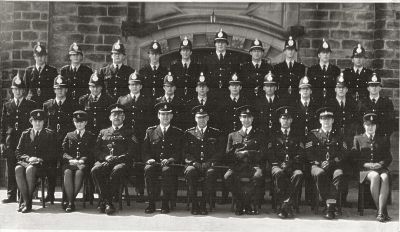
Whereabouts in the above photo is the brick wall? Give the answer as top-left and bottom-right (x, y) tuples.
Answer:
(298, 3), (399, 110)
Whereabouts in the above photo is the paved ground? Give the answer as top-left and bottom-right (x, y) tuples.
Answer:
(0, 189), (398, 232)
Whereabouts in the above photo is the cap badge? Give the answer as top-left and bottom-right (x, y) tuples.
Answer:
(372, 74), (377, 82)
(338, 73), (344, 82)
(246, 109), (250, 113)
(199, 74), (205, 82)
(267, 72), (273, 81)
(370, 115), (373, 121)
(288, 37), (294, 46)
(37, 112), (41, 117)
(218, 31), (223, 38)
(73, 43), (79, 51)
(167, 75), (173, 82)
(254, 39), (260, 46)
(322, 41), (329, 49)
(200, 108), (204, 113)
(152, 43), (158, 49)
(183, 39), (188, 46)
(131, 72), (137, 80)
(303, 76), (309, 84)
(356, 44), (362, 54)
(114, 43), (120, 50)
(15, 77), (21, 85)
(56, 76), (63, 84)
(36, 45), (42, 53)
(232, 73), (238, 81)
(285, 109), (288, 114)
(164, 104), (168, 109)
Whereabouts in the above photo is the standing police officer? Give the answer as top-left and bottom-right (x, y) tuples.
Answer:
(359, 72), (395, 139)
(225, 105), (267, 215)
(305, 107), (347, 219)
(170, 36), (201, 101)
(43, 75), (78, 203)
(204, 29), (239, 100)
(79, 71), (114, 136)
(343, 44), (372, 102)
(239, 38), (272, 101)
(140, 40), (169, 99)
(60, 42), (93, 103)
(91, 104), (140, 215)
(99, 40), (135, 100)
(274, 36), (306, 101)
(307, 39), (340, 105)
(183, 105), (224, 215)
(24, 42), (58, 105)
(142, 103), (184, 214)
(1, 74), (37, 203)
(269, 106), (304, 219)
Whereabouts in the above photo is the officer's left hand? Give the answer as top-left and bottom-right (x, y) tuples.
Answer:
(321, 160), (330, 169)
(161, 159), (169, 166)
(69, 159), (79, 166)
(371, 163), (382, 170)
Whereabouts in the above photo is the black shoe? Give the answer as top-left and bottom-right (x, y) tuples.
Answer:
(376, 213), (386, 222)
(65, 203), (75, 213)
(278, 209), (288, 219)
(17, 203), (26, 212)
(200, 201), (208, 215)
(324, 211), (335, 220)
(286, 205), (294, 218)
(97, 202), (106, 213)
(145, 202), (156, 214)
(245, 206), (253, 215)
(161, 201), (170, 214)
(45, 195), (55, 204)
(235, 208), (244, 216)
(2, 197), (16, 203)
(62, 201), (68, 210)
(21, 202), (32, 213)
(105, 203), (116, 215)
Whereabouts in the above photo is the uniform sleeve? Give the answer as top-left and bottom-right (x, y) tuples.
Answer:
(182, 131), (193, 162)
(94, 131), (107, 162)
(171, 130), (183, 163)
(378, 138), (392, 168)
(0, 104), (7, 144)
(15, 132), (29, 162)
(62, 134), (73, 163)
(125, 130), (140, 163)
(141, 129), (152, 162)
(212, 132), (225, 164)
(305, 133), (315, 163)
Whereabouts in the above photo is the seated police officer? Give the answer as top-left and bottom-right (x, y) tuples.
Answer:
(142, 103), (183, 214)
(269, 106), (304, 219)
(62, 110), (96, 212)
(305, 107), (347, 219)
(91, 104), (140, 215)
(224, 105), (267, 215)
(352, 113), (392, 222)
(183, 105), (224, 215)
(15, 109), (57, 213)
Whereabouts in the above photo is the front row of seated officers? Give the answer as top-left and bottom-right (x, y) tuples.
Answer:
(13, 101), (392, 223)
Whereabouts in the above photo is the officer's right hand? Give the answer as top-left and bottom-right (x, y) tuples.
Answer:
(28, 157), (37, 163)
(69, 159), (79, 165)
(363, 162), (373, 169)
(146, 159), (156, 165)
(161, 159), (169, 166)
(321, 160), (330, 170)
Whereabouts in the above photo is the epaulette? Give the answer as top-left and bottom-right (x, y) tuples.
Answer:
(311, 129), (319, 132)
(147, 125), (157, 131)
(209, 127), (221, 132)
(171, 126), (183, 132)
(60, 64), (70, 70)
(185, 127), (196, 133)
(43, 99), (53, 104)
(45, 128), (54, 133)
(305, 140), (313, 149)
(79, 94), (89, 101)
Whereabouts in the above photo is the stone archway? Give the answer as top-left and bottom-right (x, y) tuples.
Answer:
(125, 24), (287, 70)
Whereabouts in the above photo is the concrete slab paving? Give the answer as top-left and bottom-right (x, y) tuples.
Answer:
(0, 190), (398, 232)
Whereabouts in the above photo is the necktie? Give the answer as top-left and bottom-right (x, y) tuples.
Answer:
(323, 65), (327, 72)
(268, 98), (272, 104)
(184, 63), (188, 71)
(245, 128), (248, 136)
(200, 128), (204, 137)
(200, 99), (204, 105)
(58, 100), (62, 107)
(162, 127), (166, 137)
(356, 69), (360, 75)
(38, 66), (42, 74)
(167, 97), (171, 103)
(132, 95), (136, 102)
(340, 100), (344, 109)
(93, 95), (98, 102)
(219, 53), (223, 61)
(77, 131), (81, 140)
(73, 67), (77, 75)
(326, 131), (330, 140)
(16, 99), (20, 108)
(372, 98), (376, 104)
(284, 129), (288, 137)
(289, 61), (293, 70)
(233, 97), (237, 103)
(115, 65), (119, 73)
(304, 101), (308, 109)
(255, 63), (259, 69)
(34, 131), (39, 143)
(153, 65), (157, 71)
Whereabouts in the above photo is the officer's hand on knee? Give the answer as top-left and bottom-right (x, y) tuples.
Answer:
(321, 161), (330, 170)
(146, 159), (156, 165)
(161, 159), (169, 166)
(224, 169), (233, 180)
(254, 167), (262, 178)
(193, 162), (201, 169)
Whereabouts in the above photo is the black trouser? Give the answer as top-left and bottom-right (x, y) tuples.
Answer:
(185, 165), (218, 205)
(272, 166), (303, 204)
(144, 164), (177, 203)
(91, 162), (129, 204)
(131, 163), (145, 195)
(311, 165), (344, 202)
(5, 155), (17, 199)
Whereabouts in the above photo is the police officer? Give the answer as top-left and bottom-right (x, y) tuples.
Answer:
(139, 40), (169, 99)
(292, 75), (321, 142)
(343, 44), (372, 102)
(225, 105), (267, 215)
(60, 42), (93, 103)
(15, 109), (57, 213)
(273, 36), (306, 100)
(239, 38), (272, 101)
(155, 72), (186, 129)
(307, 39), (340, 105)
(79, 71), (114, 135)
(185, 72), (219, 129)
(91, 104), (140, 215)
(255, 71), (283, 138)
(142, 103), (184, 214)
(359, 72), (394, 139)
(62, 110), (96, 212)
(0, 74), (37, 203)
(43, 75), (78, 203)
(352, 113), (392, 222)
(170, 36), (201, 101)
(23, 42), (58, 105)
(204, 29), (239, 100)
(269, 106), (304, 219)
(305, 107), (347, 219)
(99, 40), (135, 100)
(183, 105), (224, 215)
(117, 71), (153, 199)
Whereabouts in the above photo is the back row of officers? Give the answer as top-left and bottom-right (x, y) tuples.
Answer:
(0, 29), (394, 222)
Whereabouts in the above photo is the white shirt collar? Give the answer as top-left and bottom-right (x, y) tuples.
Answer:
(36, 64), (45, 71)
(216, 51), (226, 57)
(33, 129), (41, 135)
(242, 126), (252, 134)
(181, 60), (191, 67)
(198, 96), (207, 103)
(91, 93), (101, 99)
(252, 60), (261, 67)
(319, 63), (329, 70)
(160, 124), (170, 132)
(150, 63), (159, 70)
(113, 63), (121, 69)
(336, 97), (346, 105)
(286, 59), (294, 67)
(365, 132), (375, 139)
(281, 128), (290, 134)
(14, 98), (23, 105)
(353, 67), (363, 73)
(130, 93), (140, 99)
(370, 95), (380, 102)
(197, 126), (207, 133)
(55, 97), (66, 104)
(76, 129), (85, 136)
(71, 64), (80, 70)
(321, 128), (331, 134)
(113, 124), (123, 130)
(165, 95), (174, 101)
(301, 98), (309, 105)
(230, 95), (239, 101)
(265, 95), (275, 102)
